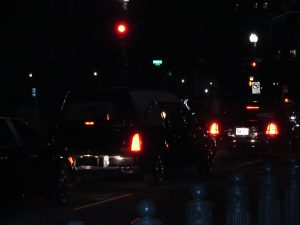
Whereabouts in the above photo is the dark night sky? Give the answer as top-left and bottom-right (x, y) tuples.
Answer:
(1, 1), (222, 87)
(1, 0), (300, 112)
(1, 1), (242, 65)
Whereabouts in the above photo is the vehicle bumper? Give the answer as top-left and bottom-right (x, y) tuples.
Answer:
(74, 154), (142, 176)
(219, 136), (290, 155)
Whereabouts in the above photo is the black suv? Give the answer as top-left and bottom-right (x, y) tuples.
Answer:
(0, 117), (73, 205)
(52, 88), (216, 185)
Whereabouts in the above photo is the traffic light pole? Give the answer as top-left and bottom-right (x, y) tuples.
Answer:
(121, 42), (128, 87)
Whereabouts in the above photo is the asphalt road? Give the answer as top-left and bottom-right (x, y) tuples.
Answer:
(0, 150), (298, 225)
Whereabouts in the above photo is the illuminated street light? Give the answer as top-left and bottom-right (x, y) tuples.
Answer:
(249, 76), (254, 86)
(204, 88), (209, 93)
(249, 33), (258, 47)
(181, 79), (185, 84)
(93, 72), (98, 76)
(28, 73), (33, 78)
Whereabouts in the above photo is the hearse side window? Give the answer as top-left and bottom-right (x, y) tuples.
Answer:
(161, 104), (185, 130)
(0, 120), (16, 146)
(145, 102), (163, 126)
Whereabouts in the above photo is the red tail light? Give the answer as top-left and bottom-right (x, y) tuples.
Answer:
(266, 122), (279, 136)
(209, 122), (219, 136)
(67, 156), (74, 167)
(131, 133), (142, 152)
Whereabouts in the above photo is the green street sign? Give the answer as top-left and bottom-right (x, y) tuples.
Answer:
(153, 59), (163, 66)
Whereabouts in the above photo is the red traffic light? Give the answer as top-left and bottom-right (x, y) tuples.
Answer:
(115, 22), (128, 37)
(250, 61), (257, 68)
(117, 24), (126, 33)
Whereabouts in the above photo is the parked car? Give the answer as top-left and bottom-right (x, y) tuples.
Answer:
(216, 98), (300, 156)
(0, 117), (74, 205)
(51, 88), (217, 185)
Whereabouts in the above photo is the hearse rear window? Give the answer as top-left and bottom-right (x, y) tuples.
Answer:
(62, 92), (134, 122)
(64, 101), (119, 121)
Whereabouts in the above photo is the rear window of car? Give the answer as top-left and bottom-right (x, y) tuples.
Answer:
(61, 91), (134, 123)
(222, 102), (281, 121)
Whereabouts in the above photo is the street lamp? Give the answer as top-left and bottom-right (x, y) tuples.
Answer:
(249, 33), (258, 47)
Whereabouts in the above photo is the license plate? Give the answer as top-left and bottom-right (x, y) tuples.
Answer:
(236, 128), (249, 135)
(76, 156), (98, 167)
(103, 155), (110, 168)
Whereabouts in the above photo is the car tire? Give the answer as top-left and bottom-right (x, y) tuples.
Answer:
(144, 154), (166, 186)
(47, 163), (72, 206)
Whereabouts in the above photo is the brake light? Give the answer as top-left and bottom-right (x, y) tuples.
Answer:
(266, 122), (279, 136)
(246, 106), (260, 110)
(84, 121), (95, 126)
(131, 133), (142, 152)
(209, 122), (219, 136)
(67, 156), (74, 166)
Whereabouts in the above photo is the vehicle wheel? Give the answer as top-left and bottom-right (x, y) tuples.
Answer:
(47, 164), (72, 205)
(144, 155), (166, 186)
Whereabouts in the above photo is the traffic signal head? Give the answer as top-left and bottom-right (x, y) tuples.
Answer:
(250, 61), (257, 68)
(115, 22), (128, 37)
